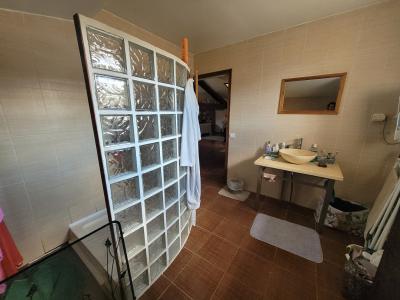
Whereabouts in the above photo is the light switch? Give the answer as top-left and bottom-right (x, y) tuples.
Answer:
(229, 132), (236, 138)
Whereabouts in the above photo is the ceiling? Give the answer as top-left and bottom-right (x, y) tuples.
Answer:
(0, 0), (383, 53)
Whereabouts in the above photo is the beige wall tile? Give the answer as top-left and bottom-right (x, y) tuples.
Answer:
(195, 0), (400, 207)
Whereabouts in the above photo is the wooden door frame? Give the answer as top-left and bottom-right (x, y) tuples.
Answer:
(198, 69), (232, 178)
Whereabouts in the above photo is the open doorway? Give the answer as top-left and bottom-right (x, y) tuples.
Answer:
(198, 69), (232, 186)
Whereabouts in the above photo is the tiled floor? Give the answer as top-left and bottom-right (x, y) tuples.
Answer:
(140, 177), (362, 300)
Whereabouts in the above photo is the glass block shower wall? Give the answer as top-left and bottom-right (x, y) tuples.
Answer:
(75, 15), (190, 297)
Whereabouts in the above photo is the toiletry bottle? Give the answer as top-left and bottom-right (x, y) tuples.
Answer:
(265, 141), (271, 155)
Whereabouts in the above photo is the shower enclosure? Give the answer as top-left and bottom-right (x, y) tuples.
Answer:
(74, 14), (192, 297)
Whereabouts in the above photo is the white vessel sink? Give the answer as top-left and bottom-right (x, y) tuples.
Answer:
(279, 149), (317, 165)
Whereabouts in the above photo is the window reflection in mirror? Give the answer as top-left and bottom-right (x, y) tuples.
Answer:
(278, 73), (346, 114)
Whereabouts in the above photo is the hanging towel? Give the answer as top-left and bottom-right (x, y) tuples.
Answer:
(0, 208), (23, 279)
(180, 78), (201, 222)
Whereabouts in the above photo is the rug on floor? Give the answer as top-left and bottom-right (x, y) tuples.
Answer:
(250, 213), (323, 263)
(218, 186), (250, 202)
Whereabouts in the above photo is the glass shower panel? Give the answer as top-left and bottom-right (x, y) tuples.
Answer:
(94, 75), (130, 110)
(156, 54), (174, 84)
(176, 90), (184, 112)
(158, 86), (175, 111)
(150, 253), (166, 281)
(137, 115), (158, 141)
(160, 115), (176, 137)
(180, 175), (187, 195)
(140, 142), (160, 170)
(177, 114), (183, 133)
(101, 115), (133, 146)
(132, 270), (148, 295)
(176, 63), (187, 88)
(129, 42), (154, 79)
(110, 176), (139, 209)
(166, 202), (179, 226)
(133, 81), (157, 111)
(162, 139), (177, 162)
(87, 28), (126, 73)
(169, 237), (180, 260)
(142, 168), (162, 196)
(163, 161), (177, 185)
(144, 192), (163, 220)
(165, 183), (178, 207)
(115, 202), (142, 233)
(106, 148), (136, 179)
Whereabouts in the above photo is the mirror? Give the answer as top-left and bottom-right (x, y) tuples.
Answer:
(278, 73), (346, 114)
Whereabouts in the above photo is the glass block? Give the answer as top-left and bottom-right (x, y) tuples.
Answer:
(180, 195), (187, 213)
(166, 202), (179, 226)
(160, 114), (176, 137)
(178, 137), (182, 156)
(129, 248), (147, 278)
(163, 162), (177, 185)
(110, 177), (139, 209)
(140, 142), (160, 170)
(167, 220), (179, 245)
(144, 192), (163, 220)
(179, 165), (187, 177)
(176, 90), (184, 112)
(133, 81), (156, 111)
(180, 175), (186, 195)
(177, 114), (183, 134)
(106, 148), (136, 178)
(87, 27), (126, 73)
(125, 227), (145, 259)
(115, 203), (142, 233)
(169, 237), (180, 261)
(176, 63), (187, 88)
(162, 139), (177, 162)
(156, 54), (174, 84)
(129, 42), (154, 79)
(181, 222), (189, 244)
(181, 208), (190, 228)
(136, 115), (158, 141)
(147, 213), (165, 242)
(132, 270), (148, 295)
(142, 168), (162, 196)
(94, 75), (130, 110)
(150, 253), (167, 281)
(165, 183), (178, 207)
(158, 86), (175, 111)
(148, 234), (166, 262)
(101, 115), (132, 146)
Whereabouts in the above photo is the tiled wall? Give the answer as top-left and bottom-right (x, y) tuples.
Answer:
(195, 0), (400, 207)
(0, 9), (192, 263)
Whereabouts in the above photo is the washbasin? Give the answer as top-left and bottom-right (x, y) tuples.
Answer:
(279, 148), (316, 165)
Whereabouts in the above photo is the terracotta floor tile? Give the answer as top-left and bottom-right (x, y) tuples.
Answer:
(226, 207), (257, 229)
(197, 208), (223, 232)
(274, 249), (316, 281)
(317, 261), (344, 294)
(239, 235), (276, 261)
(320, 237), (346, 266)
(265, 265), (316, 300)
(184, 226), (211, 253)
(197, 235), (238, 271)
(139, 275), (170, 300)
(227, 249), (272, 294)
(175, 255), (224, 300)
(214, 218), (248, 245)
(164, 248), (193, 281)
(286, 202), (315, 217)
(317, 288), (346, 300)
(258, 197), (287, 218)
(286, 210), (315, 229)
(212, 274), (263, 300)
(159, 284), (191, 300)
(206, 195), (239, 219)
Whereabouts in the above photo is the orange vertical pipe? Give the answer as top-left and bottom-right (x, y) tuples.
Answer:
(181, 37), (189, 64)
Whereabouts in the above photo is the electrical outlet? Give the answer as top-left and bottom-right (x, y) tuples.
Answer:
(371, 113), (386, 122)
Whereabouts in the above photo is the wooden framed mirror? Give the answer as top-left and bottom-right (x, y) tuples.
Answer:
(278, 73), (347, 114)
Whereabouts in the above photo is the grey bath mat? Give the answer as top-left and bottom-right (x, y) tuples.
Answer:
(250, 213), (323, 263)
(218, 186), (250, 202)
